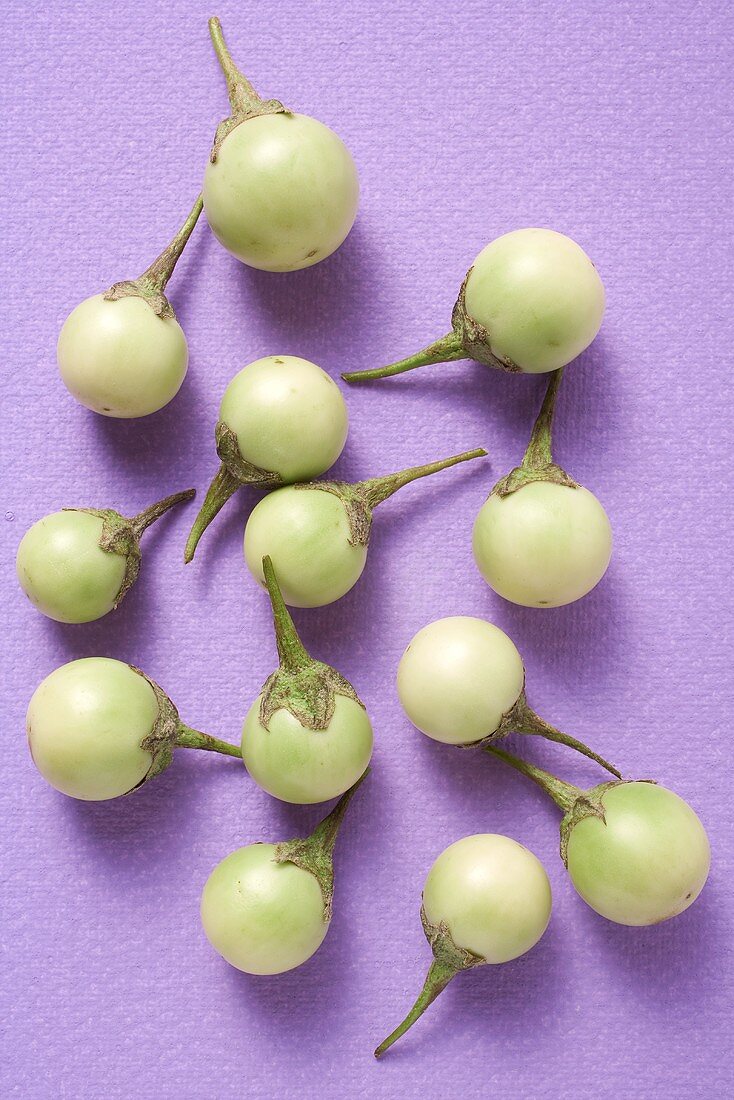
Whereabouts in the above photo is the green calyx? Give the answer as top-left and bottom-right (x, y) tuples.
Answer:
(133, 669), (181, 788)
(450, 266), (521, 372)
(295, 447), (488, 547)
(558, 781), (622, 866)
(208, 16), (289, 163)
(184, 422), (282, 563)
(486, 747), (640, 867)
(491, 368), (579, 497)
(215, 421), (282, 487)
(341, 266), (519, 384)
(259, 555), (364, 730)
(131, 666), (242, 794)
(74, 488), (195, 610)
(374, 908), (484, 1058)
(558, 778), (657, 866)
(274, 769), (369, 919)
(104, 195), (203, 320)
(421, 908), (485, 975)
(470, 681), (621, 777)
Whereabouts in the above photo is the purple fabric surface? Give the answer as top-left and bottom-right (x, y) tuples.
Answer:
(1, 1), (732, 1096)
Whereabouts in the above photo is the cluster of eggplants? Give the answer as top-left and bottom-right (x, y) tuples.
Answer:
(374, 748), (711, 1055)
(366, 613), (710, 1054)
(16, 11), (712, 1068)
(183, 354), (349, 561)
(486, 746), (710, 926)
(56, 17), (359, 421)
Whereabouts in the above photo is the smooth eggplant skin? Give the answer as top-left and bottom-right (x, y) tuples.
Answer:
(473, 482), (612, 608)
(219, 356), (348, 484)
(244, 487), (368, 608)
(423, 834), (552, 963)
(58, 294), (187, 418)
(464, 228), (605, 373)
(200, 844), (329, 974)
(566, 782), (711, 926)
(241, 694), (373, 805)
(17, 511), (126, 623)
(397, 616), (525, 745)
(26, 658), (157, 801)
(204, 113), (359, 272)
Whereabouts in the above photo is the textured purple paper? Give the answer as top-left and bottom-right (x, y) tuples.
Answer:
(1, 1), (732, 1096)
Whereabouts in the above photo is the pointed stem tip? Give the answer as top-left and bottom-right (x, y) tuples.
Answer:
(184, 465), (241, 563)
(374, 958), (457, 1057)
(342, 332), (465, 383)
(140, 195), (204, 295)
(130, 488), (195, 539)
(512, 701), (621, 778)
(209, 15), (263, 112)
(363, 447), (487, 509)
(309, 767), (370, 857)
(262, 555), (310, 669)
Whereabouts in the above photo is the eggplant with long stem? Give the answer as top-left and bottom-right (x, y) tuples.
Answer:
(397, 615), (620, 774)
(243, 448), (488, 607)
(488, 746), (710, 926)
(58, 196), (203, 417)
(27, 658), (242, 801)
(201, 771), (368, 973)
(375, 833), (552, 1056)
(240, 556), (373, 803)
(343, 228), (604, 384)
(17, 489), (195, 623)
(473, 368), (612, 607)
(203, 17), (359, 272)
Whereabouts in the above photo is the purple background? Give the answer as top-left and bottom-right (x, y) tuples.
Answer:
(2, 1), (732, 1096)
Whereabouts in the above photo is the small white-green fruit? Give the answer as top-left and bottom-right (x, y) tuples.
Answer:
(205, 114), (358, 273)
(423, 834), (552, 963)
(566, 782), (710, 926)
(242, 694), (373, 804)
(219, 355), (348, 483)
(397, 616), (524, 745)
(201, 844), (328, 974)
(27, 658), (157, 800)
(472, 482), (612, 607)
(58, 294), (187, 418)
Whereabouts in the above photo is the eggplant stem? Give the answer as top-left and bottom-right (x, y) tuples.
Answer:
(184, 466), (240, 563)
(130, 488), (195, 539)
(521, 368), (563, 472)
(361, 447), (487, 509)
(486, 745), (583, 813)
(175, 724), (241, 759)
(512, 703), (621, 778)
(261, 555), (310, 669)
(374, 958), (458, 1058)
(342, 332), (464, 383)
(138, 195), (204, 295)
